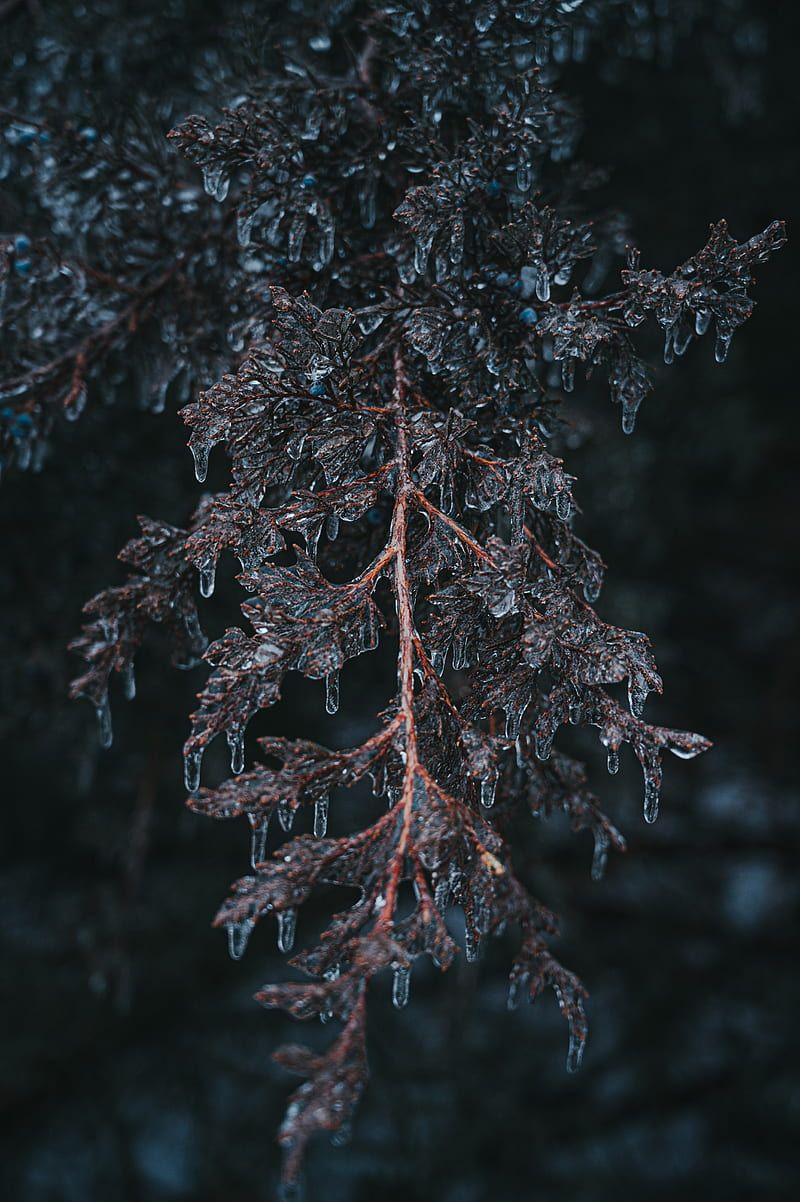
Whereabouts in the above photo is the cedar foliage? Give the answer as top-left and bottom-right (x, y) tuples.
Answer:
(2, 0), (784, 1187)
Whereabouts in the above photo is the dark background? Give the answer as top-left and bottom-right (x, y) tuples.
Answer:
(1, 3), (797, 1199)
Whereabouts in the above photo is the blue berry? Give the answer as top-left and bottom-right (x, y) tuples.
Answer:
(301, 174), (316, 188)
(14, 235), (31, 253)
(309, 382), (327, 397)
(486, 180), (502, 197)
(520, 307), (538, 325)
(14, 259), (32, 276)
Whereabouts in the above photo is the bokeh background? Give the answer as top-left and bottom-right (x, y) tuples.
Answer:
(1, 3), (797, 1199)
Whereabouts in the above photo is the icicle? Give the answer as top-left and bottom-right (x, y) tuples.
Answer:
(357, 310), (385, 336)
(413, 231), (434, 275)
(277, 800), (295, 833)
(504, 706), (523, 741)
(583, 575), (602, 604)
(313, 794), (329, 838)
(507, 976), (523, 1010)
(535, 269), (550, 302)
(277, 909), (297, 954)
(714, 328), (733, 363)
(236, 208), (256, 247)
(606, 748), (620, 775)
(184, 749), (202, 793)
(555, 490), (572, 520)
(249, 812), (270, 867)
(663, 323), (676, 365)
(591, 828), (609, 881)
(431, 648), (445, 675)
(325, 670), (340, 715)
(474, 3), (498, 32)
(515, 737), (526, 768)
(561, 359), (575, 393)
(358, 181), (376, 229)
(287, 215), (305, 263)
(64, 382), (87, 422)
(565, 1016), (586, 1073)
(95, 694), (113, 749)
(643, 771), (661, 824)
(694, 308), (711, 336)
(199, 560), (216, 599)
(434, 878), (449, 912)
(190, 441), (209, 483)
(227, 918), (253, 961)
(535, 731), (552, 762)
(464, 928), (480, 963)
(391, 964), (410, 1009)
(451, 636), (468, 671)
(480, 770), (497, 808)
(227, 727), (245, 775)
(325, 512), (339, 541)
(202, 164), (229, 203)
(621, 398), (640, 435)
(569, 702), (582, 726)
(627, 677), (648, 718)
(516, 155), (532, 193)
(315, 213), (335, 268)
(121, 662), (136, 701)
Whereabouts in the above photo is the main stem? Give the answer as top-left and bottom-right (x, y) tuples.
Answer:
(379, 349), (419, 924)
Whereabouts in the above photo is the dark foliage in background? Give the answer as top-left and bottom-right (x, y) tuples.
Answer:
(0, 2), (796, 1200)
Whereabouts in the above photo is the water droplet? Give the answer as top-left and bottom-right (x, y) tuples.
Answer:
(325, 512), (339, 541)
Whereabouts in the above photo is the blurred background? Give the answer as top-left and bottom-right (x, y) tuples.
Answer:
(0, 3), (797, 1199)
